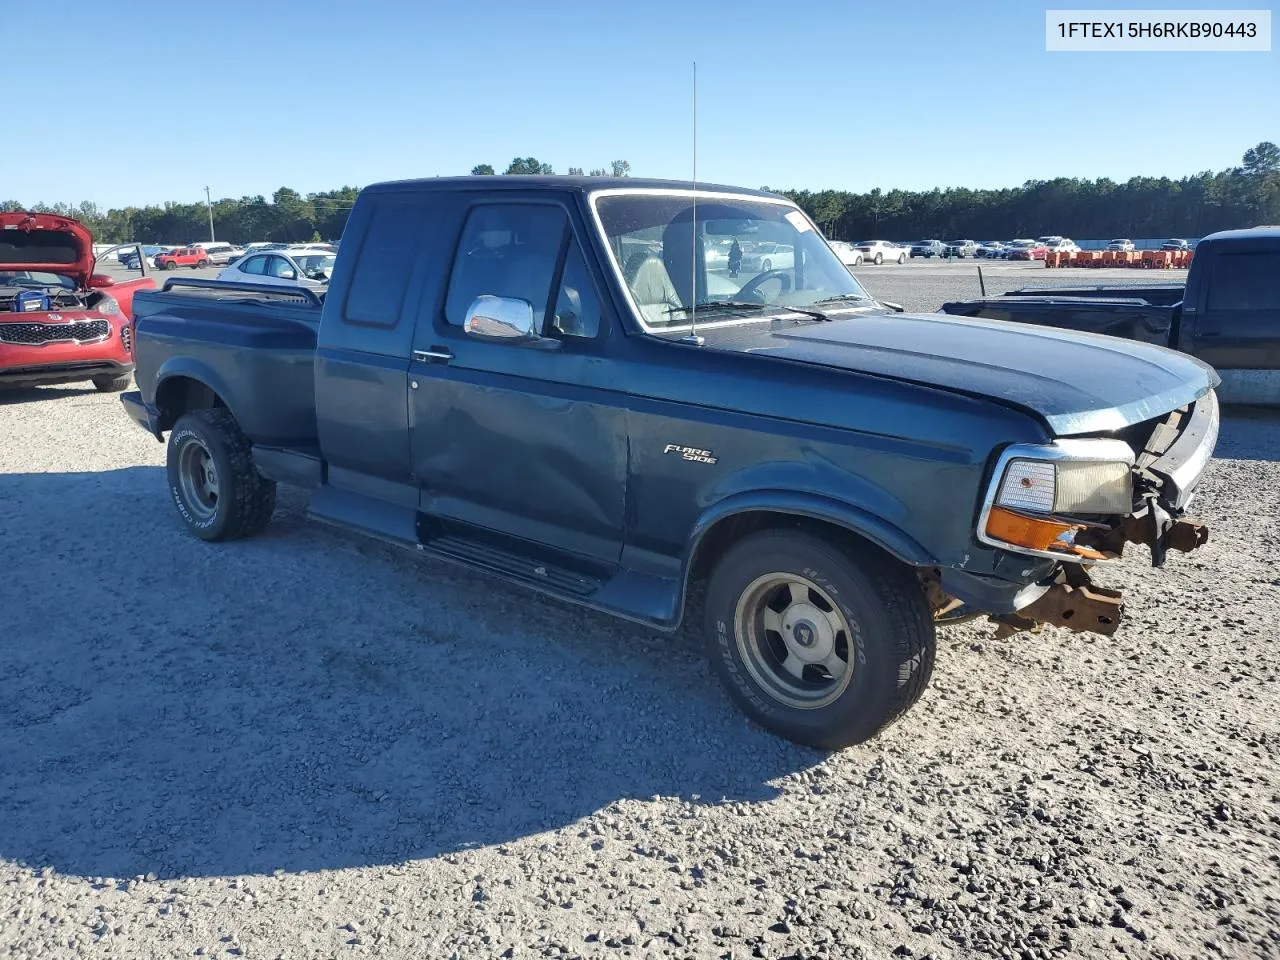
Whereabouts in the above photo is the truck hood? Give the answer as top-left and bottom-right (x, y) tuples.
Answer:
(0, 212), (94, 287)
(697, 309), (1219, 435)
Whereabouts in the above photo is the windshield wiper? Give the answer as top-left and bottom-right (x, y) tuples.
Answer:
(810, 294), (873, 306)
(665, 300), (840, 322)
(664, 300), (769, 316)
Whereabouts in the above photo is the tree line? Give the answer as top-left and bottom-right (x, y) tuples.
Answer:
(3, 144), (1275, 246)
(777, 142), (1279, 242)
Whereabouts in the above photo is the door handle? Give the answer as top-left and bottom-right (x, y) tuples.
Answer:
(413, 348), (454, 363)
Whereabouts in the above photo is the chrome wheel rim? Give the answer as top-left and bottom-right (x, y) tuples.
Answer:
(177, 441), (219, 521)
(733, 573), (855, 710)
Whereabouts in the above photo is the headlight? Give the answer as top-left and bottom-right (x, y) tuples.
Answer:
(996, 458), (1132, 516)
(94, 294), (122, 317)
(980, 439), (1135, 561)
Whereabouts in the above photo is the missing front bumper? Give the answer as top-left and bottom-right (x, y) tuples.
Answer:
(988, 513), (1209, 639)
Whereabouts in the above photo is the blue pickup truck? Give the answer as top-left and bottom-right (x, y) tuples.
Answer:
(121, 176), (1218, 748)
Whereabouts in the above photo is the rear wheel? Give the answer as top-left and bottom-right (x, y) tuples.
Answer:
(897, 253), (906, 264)
(874, 253), (883, 265)
(762, 258), (772, 272)
(195, 259), (209, 269)
(167, 408), (276, 541)
(92, 374), (132, 392)
(704, 529), (935, 749)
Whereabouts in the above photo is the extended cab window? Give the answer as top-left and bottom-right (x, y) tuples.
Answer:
(240, 255), (267, 276)
(1207, 252), (1280, 311)
(446, 204), (600, 339)
(344, 200), (428, 328)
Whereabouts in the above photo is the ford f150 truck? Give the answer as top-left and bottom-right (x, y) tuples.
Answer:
(120, 177), (1218, 748)
(1, 214), (155, 391)
(942, 227), (1280, 405)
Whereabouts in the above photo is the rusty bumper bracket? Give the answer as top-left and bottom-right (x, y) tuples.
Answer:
(990, 567), (1125, 639)
(1081, 504), (1209, 568)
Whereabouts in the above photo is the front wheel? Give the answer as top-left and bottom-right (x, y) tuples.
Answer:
(762, 258), (772, 272)
(704, 530), (935, 749)
(167, 408), (276, 541)
(874, 253), (883, 265)
(898, 253), (906, 264)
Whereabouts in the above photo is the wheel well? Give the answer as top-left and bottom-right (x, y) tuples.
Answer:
(688, 510), (899, 587)
(155, 376), (226, 431)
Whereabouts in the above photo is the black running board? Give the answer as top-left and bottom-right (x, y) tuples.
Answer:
(423, 535), (602, 597)
(307, 485), (683, 628)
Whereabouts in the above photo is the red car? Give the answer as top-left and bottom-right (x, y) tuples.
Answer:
(1005, 240), (1048, 261)
(155, 246), (210, 270)
(0, 212), (155, 391)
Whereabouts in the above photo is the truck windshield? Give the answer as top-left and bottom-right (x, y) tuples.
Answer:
(593, 191), (871, 330)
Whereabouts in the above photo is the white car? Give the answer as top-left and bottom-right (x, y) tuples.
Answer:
(216, 247), (336, 288)
(1106, 239), (1135, 252)
(743, 241), (794, 273)
(829, 241), (864, 267)
(853, 240), (907, 265)
(1044, 238), (1080, 254)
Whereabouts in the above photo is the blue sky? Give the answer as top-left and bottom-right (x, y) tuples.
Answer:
(2, 0), (1274, 208)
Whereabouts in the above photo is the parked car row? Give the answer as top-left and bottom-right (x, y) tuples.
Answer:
(117, 240), (340, 271)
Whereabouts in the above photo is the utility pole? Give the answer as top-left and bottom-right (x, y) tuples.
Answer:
(204, 186), (215, 242)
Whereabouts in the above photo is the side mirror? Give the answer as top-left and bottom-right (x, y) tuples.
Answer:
(464, 295), (538, 342)
(282, 269), (297, 280)
(88, 274), (116, 288)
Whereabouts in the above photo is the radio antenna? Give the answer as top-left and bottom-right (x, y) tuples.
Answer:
(681, 60), (704, 346)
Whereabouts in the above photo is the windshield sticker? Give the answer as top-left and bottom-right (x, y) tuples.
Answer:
(784, 211), (813, 233)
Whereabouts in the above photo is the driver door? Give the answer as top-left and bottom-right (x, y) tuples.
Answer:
(408, 199), (626, 568)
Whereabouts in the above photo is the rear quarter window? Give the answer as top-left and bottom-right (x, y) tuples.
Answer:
(343, 200), (430, 328)
(1206, 252), (1280, 311)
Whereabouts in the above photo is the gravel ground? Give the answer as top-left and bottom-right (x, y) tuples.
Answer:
(2, 274), (1277, 960)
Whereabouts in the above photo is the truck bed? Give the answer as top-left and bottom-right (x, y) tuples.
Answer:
(131, 279), (322, 446)
(1001, 284), (1185, 308)
(940, 294), (1177, 346)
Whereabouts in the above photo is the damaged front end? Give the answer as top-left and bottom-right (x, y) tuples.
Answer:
(939, 390), (1219, 638)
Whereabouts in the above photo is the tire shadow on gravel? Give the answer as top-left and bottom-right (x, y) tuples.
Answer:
(0, 467), (822, 881)
(0, 385), (95, 405)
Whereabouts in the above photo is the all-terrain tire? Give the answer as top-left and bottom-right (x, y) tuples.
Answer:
(92, 374), (132, 392)
(704, 529), (935, 749)
(167, 408), (276, 541)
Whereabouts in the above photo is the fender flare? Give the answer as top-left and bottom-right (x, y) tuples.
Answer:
(681, 488), (937, 598)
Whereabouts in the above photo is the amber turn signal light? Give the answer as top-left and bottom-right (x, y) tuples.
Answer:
(985, 506), (1110, 561)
